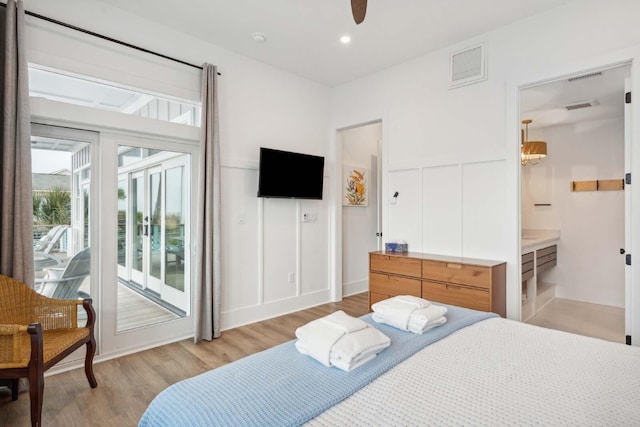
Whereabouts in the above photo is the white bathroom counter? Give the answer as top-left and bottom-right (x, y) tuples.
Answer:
(521, 229), (560, 252)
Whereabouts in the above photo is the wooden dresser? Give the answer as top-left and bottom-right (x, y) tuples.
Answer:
(369, 251), (507, 317)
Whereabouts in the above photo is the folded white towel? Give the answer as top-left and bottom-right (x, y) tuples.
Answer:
(330, 326), (391, 365)
(392, 295), (431, 309)
(295, 319), (348, 367)
(295, 311), (390, 371)
(371, 299), (418, 330)
(409, 305), (448, 331)
(330, 353), (376, 372)
(321, 310), (369, 334)
(408, 315), (447, 334)
(372, 297), (448, 334)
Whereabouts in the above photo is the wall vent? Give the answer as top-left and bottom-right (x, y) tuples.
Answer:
(567, 72), (602, 82)
(564, 99), (599, 111)
(449, 42), (487, 89)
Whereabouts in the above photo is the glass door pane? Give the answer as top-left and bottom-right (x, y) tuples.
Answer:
(31, 124), (97, 364)
(165, 165), (184, 291)
(117, 176), (128, 278)
(162, 163), (187, 310)
(116, 145), (191, 332)
(147, 168), (162, 294)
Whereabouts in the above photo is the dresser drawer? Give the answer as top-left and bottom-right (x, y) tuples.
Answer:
(370, 254), (422, 278)
(422, 280), (490, 312)
(422, 260), (491, 289)
(369, 272), (422, 297)
(369, 291), (389, 308)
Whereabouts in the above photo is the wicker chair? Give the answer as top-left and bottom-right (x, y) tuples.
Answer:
(0, 274), (97, 427)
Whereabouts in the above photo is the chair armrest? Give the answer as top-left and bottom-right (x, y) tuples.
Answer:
(0, 324), (29, 365)
(81, 299), (96, 331)
(32, 297), (83, 331)
(34, 272), (89, 285)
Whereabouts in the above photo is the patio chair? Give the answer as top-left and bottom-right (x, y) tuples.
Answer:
(35, 247), (90, 300)
(33, 225), (70, 271)
(0, 274), (97, 427)
(33, 225), (69, 254)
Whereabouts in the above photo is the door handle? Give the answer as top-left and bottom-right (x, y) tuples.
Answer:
(144, 224), (149, 236)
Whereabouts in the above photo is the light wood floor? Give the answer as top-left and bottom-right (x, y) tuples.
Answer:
(526, 298), (625, 343)
(0, 293), (369, 427)
(117, 284), (180, 332)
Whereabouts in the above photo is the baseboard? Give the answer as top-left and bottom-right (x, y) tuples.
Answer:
(220, 289), (331, 331)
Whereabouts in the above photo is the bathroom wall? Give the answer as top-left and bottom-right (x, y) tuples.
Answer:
(522, 118), (625, 307)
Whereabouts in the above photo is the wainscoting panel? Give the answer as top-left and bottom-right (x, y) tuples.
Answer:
(263, 198), (298, 303)
(220, 164), (333, 330)
(387, 169), (422, 252)
(220, 166), (260, 312)
(300, 177), (331, 295)
(422, 164), (462, 256)
(461, 160), (509, 259)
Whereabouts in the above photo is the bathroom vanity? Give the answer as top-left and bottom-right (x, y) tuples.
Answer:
(521, 229), (560, 321)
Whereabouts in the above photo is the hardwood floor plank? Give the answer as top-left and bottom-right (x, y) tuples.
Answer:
(0, 293), (368, 427)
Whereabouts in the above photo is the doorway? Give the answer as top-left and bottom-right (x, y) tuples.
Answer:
(519, 64), (630, 343)
(339, 122), (382, 297)
(116, 145), (191, 326)
(31, 123), (99, 364)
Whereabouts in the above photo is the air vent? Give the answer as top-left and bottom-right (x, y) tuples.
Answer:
(568, 72), (602, 82)
(449, 42), (487, 89)
(564, 99), (599, 111)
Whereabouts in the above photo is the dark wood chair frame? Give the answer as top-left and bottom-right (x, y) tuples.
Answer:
(0, 299), (97, 427)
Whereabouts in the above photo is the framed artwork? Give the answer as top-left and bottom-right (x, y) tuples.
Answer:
(343, 166), (369, 207)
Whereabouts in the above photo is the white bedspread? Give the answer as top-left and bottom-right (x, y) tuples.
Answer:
(307, 318), (640, 426)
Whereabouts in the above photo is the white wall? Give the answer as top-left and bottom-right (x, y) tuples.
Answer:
(341, 123), (380, 296)
(329, 0), (640, 321)
(522, 118), (625, 307)
(27, 0), (332, 331)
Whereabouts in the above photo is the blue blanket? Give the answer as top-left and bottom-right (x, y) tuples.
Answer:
(139, 305), (496, 427)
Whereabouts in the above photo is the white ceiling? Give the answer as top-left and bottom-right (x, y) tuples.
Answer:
(95, 0), (575, 87)
(522, 65), (629, 129)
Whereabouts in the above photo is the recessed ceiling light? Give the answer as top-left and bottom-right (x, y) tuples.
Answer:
(340, 35), (351, 44)
(252, 32), (267, 43)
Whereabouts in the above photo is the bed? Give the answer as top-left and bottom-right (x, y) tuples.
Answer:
(139, 305), (640, 426)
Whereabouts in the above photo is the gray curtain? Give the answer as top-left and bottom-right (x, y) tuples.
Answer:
(0, 0), (33, 286)
(194, 64), (221, 342)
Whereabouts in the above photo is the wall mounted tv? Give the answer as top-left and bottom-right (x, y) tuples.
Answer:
(257, 147), (325, 200)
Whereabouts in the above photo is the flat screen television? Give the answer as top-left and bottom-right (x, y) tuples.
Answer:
(257, 147), (325, 199)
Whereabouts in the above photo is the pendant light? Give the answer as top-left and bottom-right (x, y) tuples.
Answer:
(521, 119), (547, 166)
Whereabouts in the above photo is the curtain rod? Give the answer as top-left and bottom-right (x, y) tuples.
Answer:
(0, 2), (220, 75)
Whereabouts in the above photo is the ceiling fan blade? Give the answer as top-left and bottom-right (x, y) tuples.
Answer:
(351, 0), (367, 25)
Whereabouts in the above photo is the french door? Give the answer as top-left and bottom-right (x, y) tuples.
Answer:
(117, 148), (190, 314)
